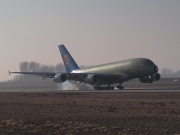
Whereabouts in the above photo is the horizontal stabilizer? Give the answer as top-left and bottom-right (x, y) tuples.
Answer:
(8, 70), (11, 75)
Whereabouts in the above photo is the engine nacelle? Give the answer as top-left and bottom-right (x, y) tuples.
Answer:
(52, 74), (66, 83)
(139, 73), (161, 83)
(139, 76), (151, 83)
(153, 73), (161, 81)
(84, 74), (99, 84)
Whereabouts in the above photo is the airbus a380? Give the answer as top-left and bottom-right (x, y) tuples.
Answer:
(9, 44), (160, 90)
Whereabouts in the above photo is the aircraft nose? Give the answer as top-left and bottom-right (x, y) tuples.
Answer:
(154, 65), (158, 73)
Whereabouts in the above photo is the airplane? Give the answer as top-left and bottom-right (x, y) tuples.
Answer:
(9, 44), (160, 90)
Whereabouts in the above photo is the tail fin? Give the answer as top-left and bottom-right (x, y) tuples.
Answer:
(58, 44), (80, 73)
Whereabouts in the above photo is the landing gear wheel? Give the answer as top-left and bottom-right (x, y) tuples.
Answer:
(117, 86), (124, 90)
(94, 86), (114, 90)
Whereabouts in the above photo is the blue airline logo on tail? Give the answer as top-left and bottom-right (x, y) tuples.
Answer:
(63, 54), (71, 67)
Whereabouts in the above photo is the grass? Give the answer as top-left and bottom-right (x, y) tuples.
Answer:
(0, 92), (180, 135)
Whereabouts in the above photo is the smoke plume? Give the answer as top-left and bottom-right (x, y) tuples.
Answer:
(57, 81), (93, 90)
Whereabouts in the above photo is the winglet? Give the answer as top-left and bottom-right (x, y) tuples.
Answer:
(8, 70), (11, 75)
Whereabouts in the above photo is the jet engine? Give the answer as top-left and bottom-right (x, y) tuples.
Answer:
(153, 73), (161, 81)
(52, 74), (66, 83)
(139, 73), (160, 83)
(139, 76), (151, 83)
(84, 74), (99, 84)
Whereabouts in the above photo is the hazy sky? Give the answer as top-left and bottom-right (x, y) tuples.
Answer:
(1, 0), (180, 81)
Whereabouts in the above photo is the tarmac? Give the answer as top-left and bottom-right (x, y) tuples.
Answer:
(0, 78), (180, 92)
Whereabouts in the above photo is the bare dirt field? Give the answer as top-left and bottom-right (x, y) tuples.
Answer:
(0, 92), (180, 135)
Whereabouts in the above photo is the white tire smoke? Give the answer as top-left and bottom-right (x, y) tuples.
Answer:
(57, 81), (93, 90)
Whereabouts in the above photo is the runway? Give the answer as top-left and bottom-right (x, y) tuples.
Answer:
(62, 89), (180, 93)
(0, 79), (180, 92)
(1, 88), (180, 92)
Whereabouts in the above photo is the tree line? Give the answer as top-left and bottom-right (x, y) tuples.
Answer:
(13, 61), (65, 82)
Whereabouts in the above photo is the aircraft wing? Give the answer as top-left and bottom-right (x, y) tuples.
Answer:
(8, 71), (57, 79)
(9, 71), (129, 84)
(8, 71), (88, 80)
(8, 71), (88, 81)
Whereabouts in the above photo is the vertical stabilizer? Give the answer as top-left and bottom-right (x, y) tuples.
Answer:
(58, 44), (80, 73)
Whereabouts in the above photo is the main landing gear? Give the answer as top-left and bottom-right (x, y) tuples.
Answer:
(117, 83), (124, 90)
(117, 85), (124, 90)
(94, 83), (124, 90)
(94, 86), (114, 90)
